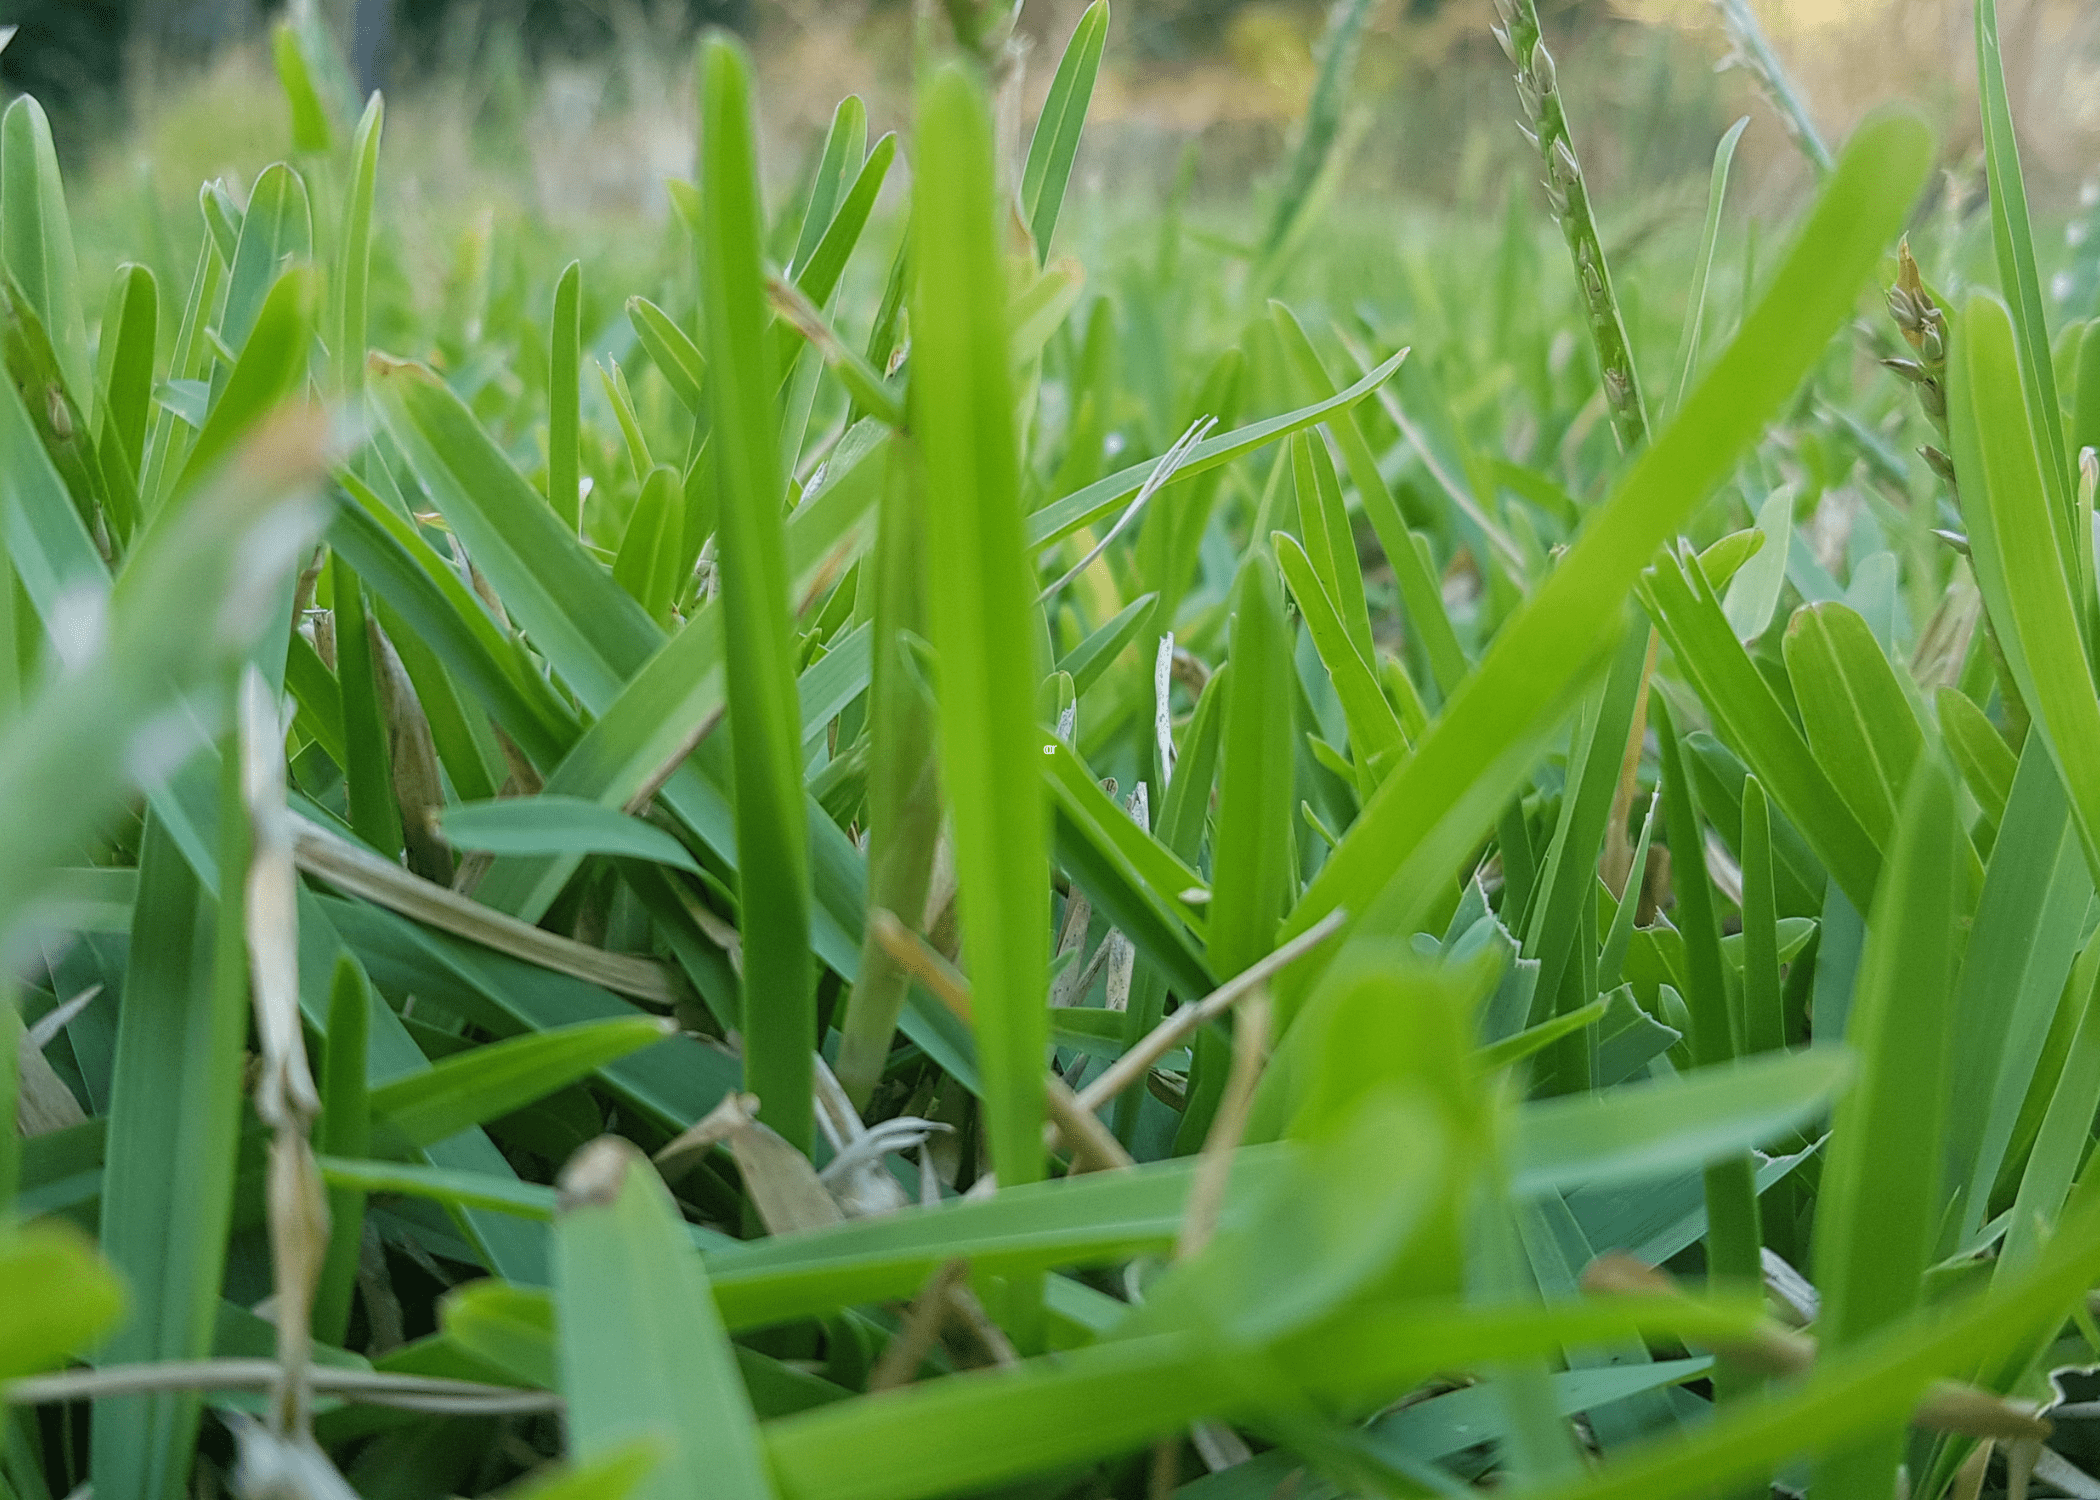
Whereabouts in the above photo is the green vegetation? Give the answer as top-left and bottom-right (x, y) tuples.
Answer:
(4, 3), (2100, 1497)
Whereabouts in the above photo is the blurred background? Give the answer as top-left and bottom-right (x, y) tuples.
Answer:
(4, 0), (2098, 370)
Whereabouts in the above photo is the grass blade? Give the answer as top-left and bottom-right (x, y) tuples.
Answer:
(700, 35), (816, 1154)
(554, 1137), (775, 1500)
(1020, 0), (1108, 262)
(911, 62), (1050, 1188)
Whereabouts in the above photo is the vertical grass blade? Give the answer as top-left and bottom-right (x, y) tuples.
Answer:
(335, 95), (383, 402)
(554, 1137), (775, 1500)
(1809, 755), (1962, 1498)
(1667, 116), (1748, 418)
(699, 36), (815, 1154)
(1, 96), (92, 421)
(330, 549), (406, 860)
(1019, 0), (1108, 263)
(1976, 0), (2072, 538)
(838, 441), (943, 1107)
(313, 953), (373, 1347)
(911, 62), (1050, 1187)
(94, 784), (251, 1500)
(549, 260), (583, 531)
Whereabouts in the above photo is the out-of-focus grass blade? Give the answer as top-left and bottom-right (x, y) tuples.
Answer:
(1257, 0), (1373, 263)
(371, 1016), (674, 1150)
(334, 95), (382, 400)
(553, 1136), (775, 1500)
(0, 1220), (124, 1379)
(314, 953), (373, 1347)
(700, 35), (816, 1154)
(139, 233), (223, 509)
(911, 63), (1050, 1187)
(442, 796), (700, 871)
(1976, 0), (2072, 540)
(1667, 117), (1748, 418)
(271, 19), (335, 153)
(219, 162), (312, 356)
(1997, 930), (2100, 1287)
(549, 259), (582, 530)
(1026, 348), (1406, 551)
(1809, 755), (1961, 1496)
(1782, 600), (1924, 850)
(1, 95), (92, 421)
(1280, 110), (1932, 972)
(1019, 0), (1108, 262)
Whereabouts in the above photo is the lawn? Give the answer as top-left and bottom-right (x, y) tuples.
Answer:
(3, 2), (2098, 1497)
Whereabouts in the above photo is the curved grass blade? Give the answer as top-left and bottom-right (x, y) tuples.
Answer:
(335, 95), (383, 401)
(700, 35), (815, 1154)
(220, 162), (313, 357)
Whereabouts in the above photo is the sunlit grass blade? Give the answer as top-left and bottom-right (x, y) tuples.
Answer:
(911, 62), (1050, 1188)
(219, 162), (313, 356)
(700, 35), (816, 1154)
(372, 1017), (674, 1150)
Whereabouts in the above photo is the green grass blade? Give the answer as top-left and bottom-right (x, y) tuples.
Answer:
(1, 96), (92, 422)
(174, 265), (317, 496)
(1808, 756), (1962, 1495)
(1976, 0), (2072, 539)
(549, 259), (582, 530)
(1666, 117), (1748, 419)
(219, 162), (312, 356)
(1020, 0), (1108, 262)
(372, 1017), (674, 1150)
(1738, 777), (1783, 1057)
(314, 953), (373, 1347)
(329, 549), (405, 859)
(1782, 600), (1925, 850)
(92, 791), (250, 1500)
(700, 35), (816, 1154)
(0, 1221), (125, 1380)
(335, 95), (383, 400)
(626, 295), (705, 416)
(1258, 0), (1372, 263)
(1951, 293), (2100, 884)
(271, 19), (335, 153)
(910, 62), (1050, 1188)
(1026, 348), (1406, 552)
(791, 133), (896, 313)
(1209, 550), (1297, 984)
(554, 1137), (775, 1500)
(1278, 109), (1932, 975)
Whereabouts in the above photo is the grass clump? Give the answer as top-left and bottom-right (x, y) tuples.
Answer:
(2, 6), (2099, 1500)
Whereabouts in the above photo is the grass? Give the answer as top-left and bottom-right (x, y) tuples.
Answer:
(3, 4), (2100, 1498)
